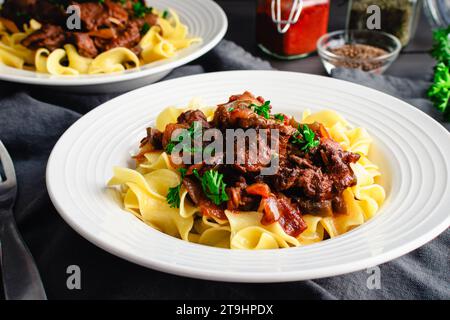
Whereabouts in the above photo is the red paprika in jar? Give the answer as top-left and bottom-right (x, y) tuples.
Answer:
(256, 0), (330, 59)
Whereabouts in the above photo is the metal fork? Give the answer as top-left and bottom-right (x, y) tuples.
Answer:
(0, 140), (47, 300)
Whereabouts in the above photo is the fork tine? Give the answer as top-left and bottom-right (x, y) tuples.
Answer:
(0, 140), (17, 189)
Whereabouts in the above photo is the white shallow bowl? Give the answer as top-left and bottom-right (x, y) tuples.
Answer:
(0, 0), (227, 93)
(46, 71), (450, 283)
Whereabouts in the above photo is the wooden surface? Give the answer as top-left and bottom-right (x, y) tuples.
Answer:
(214, 0), (435, 79)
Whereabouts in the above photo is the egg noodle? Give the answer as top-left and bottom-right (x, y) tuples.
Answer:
(0, 9), (201, 75)
(108, 100), (385, 250)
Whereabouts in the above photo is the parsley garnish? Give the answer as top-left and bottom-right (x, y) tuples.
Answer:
(178, 167), (187, 178)
(166, 168), (187, 208)
(291, 124), (320, 152)
(141, 22), (150, 35)
(274, 113), (285, 121)
(228, 107), (234, 112)
(193, 169), (228, 205)
(250, 101), (271, 119)
(132, 2), (153, 17)
(99, 0), (105, 4)
(431, 26), (450, 66)
(165, 122), (202, 154)
(428, 27), (450, 119)
(167, 185), (181, 208)
(162, 10), (169, 19)
(428, 62), (450, 116)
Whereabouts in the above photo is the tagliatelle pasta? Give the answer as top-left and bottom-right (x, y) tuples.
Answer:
(0, 18), (39, 68)
(0, 7), (201, 75)
(108, 94), (386, 250)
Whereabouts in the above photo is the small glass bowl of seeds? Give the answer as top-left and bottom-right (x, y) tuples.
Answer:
(317, 30), (402, 75)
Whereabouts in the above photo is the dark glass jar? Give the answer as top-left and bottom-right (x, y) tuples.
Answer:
(347, 0), (422, 47)
(256, 0), (330, 59)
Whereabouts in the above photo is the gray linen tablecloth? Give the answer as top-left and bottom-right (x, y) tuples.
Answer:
(0, 40), (448, 299)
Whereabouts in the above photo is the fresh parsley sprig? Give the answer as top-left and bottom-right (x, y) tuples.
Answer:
(193, 169), (228, 205)
(165, 122), (202, 154)
(250, 101), (271, 119)
(132, 2), (153, 17)
(428, 62), (450, 116)
(167, 184), (181, 208)
(141, 22), (150, 35)
(429, 27), (450, 119)
(274, 113), (285, 122)
(166, 168), (187, 208)
(431, 26), (450, 66)
(291, 124), (320, 152)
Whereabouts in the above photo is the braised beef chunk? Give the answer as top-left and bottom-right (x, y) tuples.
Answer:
(145, 128), (163, 150)
(70, 32), (98, 58)
(182, 177), (202, 205)
(21, 24), (66, 51)
(177, 110), (210, 128)
(74, 1), (109, 31)
(276, 193), (307, 237)
(332, 195), (347, 215)
(93, 20), (141, 52)
(271, 165), (299, 190)
(307, 138), (359, 195)
(295, 198), (333, 216)
(105, 0), (129, 25)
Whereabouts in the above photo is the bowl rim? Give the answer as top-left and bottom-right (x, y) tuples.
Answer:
(317, 29), (402, 63)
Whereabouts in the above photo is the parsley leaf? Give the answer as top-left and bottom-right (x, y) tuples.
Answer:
(167, 185), (181, 208)
(178, 167), (187, 179)
(141, 22), (150, 35)
(166, 168), (188, 208)
(291, 124), (320, 152)
(428, 62), (450, 117)
(162, 10), (169, 19)
(193, 169), (228, 205)
(165, 122), (202, 154)
(250, 100), (271, 119)
(274, 113), (285, 121)
(431, 26), (450, 66)
(429, 27), (450, 119)
(132, 2), (153, 18)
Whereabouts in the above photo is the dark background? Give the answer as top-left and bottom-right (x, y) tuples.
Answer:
(214, 0), (434, 78)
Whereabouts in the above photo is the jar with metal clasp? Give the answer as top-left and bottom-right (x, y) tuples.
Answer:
(256, 0), (330, 59)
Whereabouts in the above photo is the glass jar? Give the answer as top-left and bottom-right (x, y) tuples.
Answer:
(346, 0), (422, 47)
(256, 0), (330, 59)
